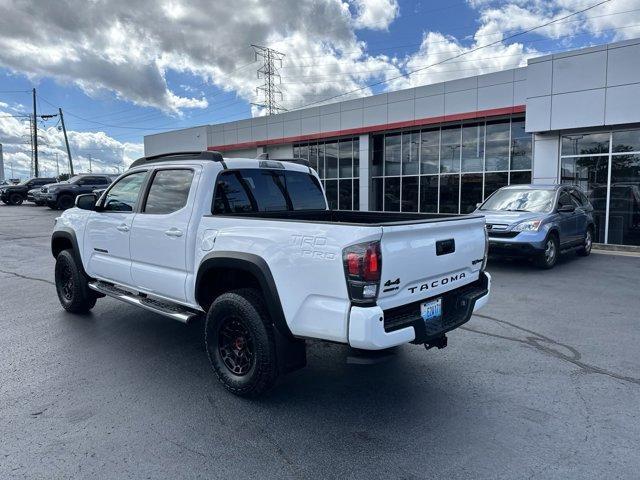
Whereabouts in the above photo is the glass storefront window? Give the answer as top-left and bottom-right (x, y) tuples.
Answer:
(354, 179), (360, 210)
(371, 116), (531, 214)
(372, 135), (383, 176)
(562, 132), (609, 156)
(460, 173), (483, 214)
(608, 154), (640, 246)
(484, 172), (508, 200)
(511, 119), (532, 170)
(402, 176), (419, 212)
(317, 143), (325, 178)
(339, 179), (352, 210)
(295, 137), (359, 211)
(353, 138), (360, 174)
(485, 120), (510, 171)
(510, 171), (532, 185)
(461, 123), (484, 173)
(325, 180), (337, 210)
(420, 175), (438, 212)
(309, 143), (318, 172)
(339, 140), (353, 178)
(560, 155), (609, 243)
(439, 174), (460, 213)
(385, 134), (401, 176)
(440, 126), (461, 173)
(385, 177), (400, 211)
(612, 129), (640, 153)
(325, 142), (338, 178)
(420, 129), (439, 174)
(372, 177), (383, 211)
(402, 132), (419, 175)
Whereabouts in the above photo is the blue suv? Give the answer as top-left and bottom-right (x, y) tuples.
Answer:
(476, 184), (595, 269)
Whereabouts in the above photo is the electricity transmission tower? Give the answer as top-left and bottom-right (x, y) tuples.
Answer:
(251, 44), (286, 115)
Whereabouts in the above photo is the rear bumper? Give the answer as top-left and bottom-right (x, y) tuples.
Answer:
(348, 272), (491, 350)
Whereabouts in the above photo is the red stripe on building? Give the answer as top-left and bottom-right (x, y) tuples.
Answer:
(208, 105), (526, 152)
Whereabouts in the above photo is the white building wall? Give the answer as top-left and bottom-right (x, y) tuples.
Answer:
(532, 133), (560, 184)
(143, 126), (208, 157)
(525, 38), (640, 133)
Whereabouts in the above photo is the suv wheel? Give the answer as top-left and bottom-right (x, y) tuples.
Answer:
(535, 234), (558, 269)
(57, 194), (75, 210)
(577, 227), (593, 257)
(55, 250), (98, 313)
(205, 288), (278, 397)
(8, 193), (23, 205)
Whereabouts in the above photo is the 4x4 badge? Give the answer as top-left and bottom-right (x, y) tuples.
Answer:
(383, 278), (400, 292)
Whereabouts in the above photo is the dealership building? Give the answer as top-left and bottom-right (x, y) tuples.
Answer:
(145, 38), (640, 248)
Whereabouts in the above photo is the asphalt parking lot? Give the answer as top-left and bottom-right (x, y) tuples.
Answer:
(1, 204), (639, 479)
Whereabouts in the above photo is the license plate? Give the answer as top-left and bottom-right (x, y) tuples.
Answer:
(421, 298), (442, 323)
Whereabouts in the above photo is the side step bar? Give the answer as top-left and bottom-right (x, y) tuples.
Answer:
(88, 281), (200, 324)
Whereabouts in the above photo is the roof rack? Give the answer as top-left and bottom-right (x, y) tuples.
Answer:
(129, 150), (224, 169)
(255, 153), (311, 168)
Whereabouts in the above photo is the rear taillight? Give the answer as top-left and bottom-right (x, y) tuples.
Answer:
(342, 241), (382, 304)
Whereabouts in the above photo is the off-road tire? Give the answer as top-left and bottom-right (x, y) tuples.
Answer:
(534, 233), (559, 269)
(57, 194), (75, 210)
(8, 193), (23, 205)
(205, 288), (278, 397)
(577, 226), (593, 257)
(55, 249), (97, 313)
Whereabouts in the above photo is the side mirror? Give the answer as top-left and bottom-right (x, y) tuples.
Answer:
(558, 204), (576, 213)
(75, 193), (97, 211)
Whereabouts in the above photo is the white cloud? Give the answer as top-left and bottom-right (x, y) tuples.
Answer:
(351, 0), (400, 30)
(0, 107), (142, 179)
(0, 0), (635, 124)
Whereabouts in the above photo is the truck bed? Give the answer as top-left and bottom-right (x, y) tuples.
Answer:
(209, 209), (481, 226)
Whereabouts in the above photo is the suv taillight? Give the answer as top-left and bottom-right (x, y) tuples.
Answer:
(343, 241), (382, 304)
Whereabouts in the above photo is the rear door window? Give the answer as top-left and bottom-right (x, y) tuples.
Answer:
(213, 169), (325, 214)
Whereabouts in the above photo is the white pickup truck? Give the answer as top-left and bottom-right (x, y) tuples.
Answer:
(51, 151), (491, 396)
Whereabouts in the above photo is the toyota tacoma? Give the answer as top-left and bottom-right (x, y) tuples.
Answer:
(51, 151), (491, 396)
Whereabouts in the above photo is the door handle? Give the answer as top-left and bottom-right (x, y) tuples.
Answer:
(165, 228), (183, 237)
(116, 224), (130, 232)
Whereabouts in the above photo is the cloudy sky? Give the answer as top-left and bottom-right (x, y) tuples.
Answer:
(1, 0), (639, 179)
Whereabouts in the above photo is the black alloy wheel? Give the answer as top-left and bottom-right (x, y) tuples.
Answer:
(218, 316), (255, 376)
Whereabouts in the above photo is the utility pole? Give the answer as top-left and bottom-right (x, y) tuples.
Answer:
(55, 153), (60, 177)
(59, 108), (74, 176)
(0, 143), (4, 182)
(32, 88), (39, 177)
(251, 44), (286, 115)
(88, 153), (92, 173)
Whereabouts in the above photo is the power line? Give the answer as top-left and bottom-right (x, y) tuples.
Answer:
(291, 0), (615, 111)
(276, 5), (639, 63)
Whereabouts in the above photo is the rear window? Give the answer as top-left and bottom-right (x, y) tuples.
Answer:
(213, 169), (326, 214)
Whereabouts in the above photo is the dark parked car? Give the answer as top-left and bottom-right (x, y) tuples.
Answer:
(476, 184), (595, 269)
(44, 174), (116, 210)
(0, 177), (57, 205)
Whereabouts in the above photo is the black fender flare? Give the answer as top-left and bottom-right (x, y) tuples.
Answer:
(195, 251), (294, 339)
(51, 228), (89, 277)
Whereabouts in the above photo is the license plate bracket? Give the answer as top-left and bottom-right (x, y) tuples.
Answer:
(420, 298), (442, 323)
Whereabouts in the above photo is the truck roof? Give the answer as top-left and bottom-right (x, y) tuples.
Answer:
(130, 151), (312, 174)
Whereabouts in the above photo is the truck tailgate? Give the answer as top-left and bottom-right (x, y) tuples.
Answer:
(377, 216), (486, 310)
